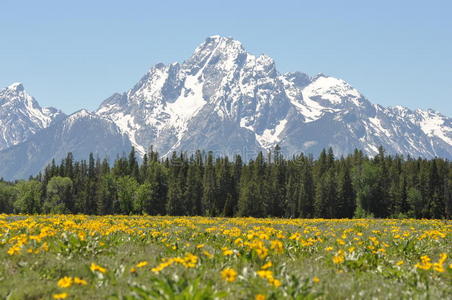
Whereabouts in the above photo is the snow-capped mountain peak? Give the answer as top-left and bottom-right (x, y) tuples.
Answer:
(1, 82), (30, 104)
(417, 109), (452, 145)
(94, 36), (451, 159)
(65, 109), (96, 126)
(6, 82), (24, 92)
(1, 35), (450, 181)
(0, 83), (65, 150)
(191, 36), (244, 59)
(303, 75), (364, 107)
(0, 106), (132, 180)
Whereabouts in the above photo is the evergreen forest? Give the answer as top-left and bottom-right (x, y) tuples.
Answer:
(0, 146), (450, 219)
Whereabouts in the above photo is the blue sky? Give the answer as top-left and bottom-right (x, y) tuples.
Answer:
(1, 0), (451, 116)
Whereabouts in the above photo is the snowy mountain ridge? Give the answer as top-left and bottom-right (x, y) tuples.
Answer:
(0, 108), (132, 180)
(96, 36), (452, 159)
(0, 82), (65, 151)
(0, 35), (451, 180)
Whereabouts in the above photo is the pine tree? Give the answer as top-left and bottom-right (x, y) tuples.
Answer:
(128, 147), (140, 180)
(147, 160), (168, 215)
(237, 166), (262, 217)
(166, 152), (186, 215)
(85, 153), (96, 214)
(1, 145), (450, 219)
(96, 174), (116, 215)
(202, 152), (216, 216)
(215, 157), (233, 216)
(185, 159), (203, 215)
(285, 173), (299, 218)
(336, 161), (354, 218)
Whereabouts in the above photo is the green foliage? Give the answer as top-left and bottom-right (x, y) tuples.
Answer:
(407, 187), (423, 218)
(0, 146), (450, 219)
(44, 176), (73, 213)
(1, 216), (450, 299)
(14, 180), (41, 213)
(116, 277), (227, 300)
(116, 176), (139, 214)
(0, 181), (15, 213)
(135, 182), (157, 215)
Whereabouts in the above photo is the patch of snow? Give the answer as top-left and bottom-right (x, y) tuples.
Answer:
(303, 76), (362, 105)
(96, 104), (118, 115)
(166, 74), (206, 130)
(240, 117), (254, 131)
(369, 117), (392, 137)
(297, 97), (329, 122)
(133, 66), (169, 102)
(7, 82), (24, 91)
(107, 112), (145, 155)
(256, 119), (287, 148)
(280, 75), (327, 122)
(365, 143), (379, 155)
(0, 83), (55, 128)
(65, 109), (94, 127)
(418, 112), (452, 145)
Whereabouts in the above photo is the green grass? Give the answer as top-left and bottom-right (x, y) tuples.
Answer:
(0, 215), (450, 299)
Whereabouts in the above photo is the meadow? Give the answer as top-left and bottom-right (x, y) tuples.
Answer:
(0, 215), (450, 299)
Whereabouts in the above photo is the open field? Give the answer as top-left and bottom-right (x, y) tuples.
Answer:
(0, 215), (451, 299)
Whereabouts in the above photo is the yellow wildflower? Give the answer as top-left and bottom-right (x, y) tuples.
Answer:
(332, 250), (345, 264)
(136, 261), (148, 268)
(52, 293), (69, 299)
(336, 239), (345, 245)
(7, 245), (21, 255)
(57, 276), (73, 288)
(221, 268), (238, 282)
(222, 248), (234, 256)
(438, 253), (447, 264)
(261, 261), (273, 270)
(289, 232), (301, 240)
(203, 250), (214, 259)
(90, 262), (107, 273)
(257, 270), (273, 280)
(73, 277), (88, 285)
(182, 253), (198, 268)
(433, 263), (444, 273)
(415, 255), (432, 270)
(430, 253), (447, 273)
(270, 240), (284, 253)
(271, 278), (282, 287)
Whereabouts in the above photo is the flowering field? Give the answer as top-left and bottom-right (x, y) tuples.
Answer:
(1, 215), (451, 299)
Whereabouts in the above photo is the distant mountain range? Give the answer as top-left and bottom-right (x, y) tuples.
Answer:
(1, 36), (451, 180)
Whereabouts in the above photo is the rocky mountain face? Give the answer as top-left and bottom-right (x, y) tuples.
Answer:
(0, 36), (451, 179)
(0, 83), (65, 150)
(0, 109), (132, 180)
(96, 36), (452, 159)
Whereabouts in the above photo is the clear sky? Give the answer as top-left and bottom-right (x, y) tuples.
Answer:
(1, 0), (451, 116)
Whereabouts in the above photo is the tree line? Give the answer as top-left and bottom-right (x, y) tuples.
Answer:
(0, 146), (450, 219)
